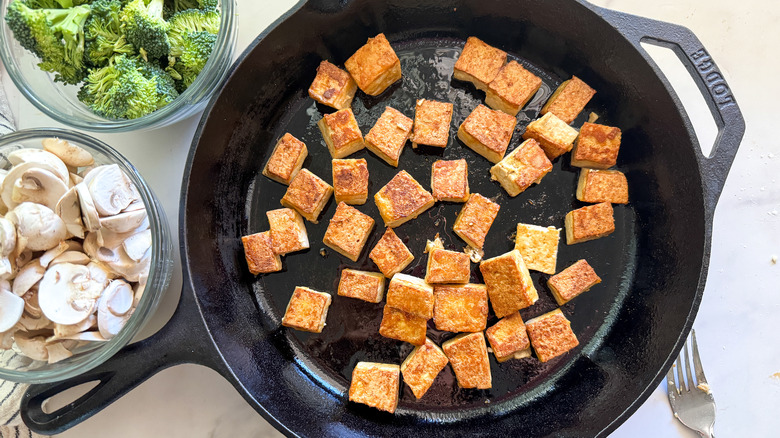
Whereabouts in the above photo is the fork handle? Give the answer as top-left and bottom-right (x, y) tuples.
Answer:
(700, 431), (714, 438)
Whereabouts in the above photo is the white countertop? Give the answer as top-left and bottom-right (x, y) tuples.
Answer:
(3, 0), (777, 436)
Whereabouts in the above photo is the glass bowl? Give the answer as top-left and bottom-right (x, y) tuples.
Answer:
(0, 0), (236, 132)
(0, 128), (172, 383)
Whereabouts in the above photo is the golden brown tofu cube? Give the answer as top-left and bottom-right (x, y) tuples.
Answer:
(576, 169), (629, 204)
(522, 112), (580, 160)
(425, 238), (470, 284)
(262, 133), (308, 185)
(485, 312), (531, 362)
(433, 284), (488, 333)
(411, 99), (453, 148)
(364, 106), (413, 167)
(453, 193), (500, 250)
(379, 305), (428, 346)
(514, 223), (560, 275)
(541, 76), (596, 124)
(374, 170), (435, 228)
(571, 122), (622, 169)
(457, 104), (517, 164)
(442, 332), (491, 389)
(281, 168), (333, 223)
(349, 362), (400, 413)
(281, 286), (332, 333)
(386, 274), (434, 319)
(486, 61), (542, 116)
(338, 269), (386, 303)
(526, 308), (579, 362)
(431, 159), (469, 203)
(401, 338), (449, 399)
(344, 33), (402, 96)
(369, 228), (414, 278)
(241, 231), (282, 275)
(318, 108), (365, 159)
(453, 37), (507, 92)
(308, 60), (357, 110)
(479, 249), (538, 318)
(323, 202), (375, 261)
(332, 158), (369, 205)
(548, 259), (601, 305)
(564, 202), (615, 244)
(266, 208), (309, 256)
(490, 138), (553, 197)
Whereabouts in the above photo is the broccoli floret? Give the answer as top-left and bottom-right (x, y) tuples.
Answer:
(84, 0), (134, 66)
(120, 0), (169, 60)
(165, 30), (214, 91)
(167, 7), (219, 36)
(20, 0), (74, 8)
(163, 0), (216, 18)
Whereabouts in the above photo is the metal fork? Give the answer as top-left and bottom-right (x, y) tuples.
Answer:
(666, 329), (717, 437)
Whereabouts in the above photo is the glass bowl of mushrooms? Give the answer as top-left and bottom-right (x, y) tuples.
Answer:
(0, 128), (172, 383)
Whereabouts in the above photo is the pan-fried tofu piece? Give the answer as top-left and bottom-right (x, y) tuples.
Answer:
(548, 259), (601, 305)
(374, 170), (435, 227)
(514, 223), (560, 275)
(425, 238), (470, 284)
(241, 231), (282, 275)
(364, 106), (413, 167)
(442, 332), (491, 389)
(344, 33), (402, 96)
(281, 168), (333, 223)
(379, 305), (427, 346)
(401, 338), (449, 399)
(576, 168), (629, 204)
(525, 308), (579, 362)
(332, 158), (369, 205)
(308, 60), (357, 110)
(338, 269), (386, 303)
(411, 99), (453, 148)
(486, 61), (542, 116)
(522, 113), (579, 160)
(370, 228), (414, 278)
(453, 193), (500, 250)
(281, 286), (332, 333)
(349, 362), (400, 413)
(318, 108), (365, 159)
(453, 37), (507, 92)
(433, 284), (488, 333)
(541, 76), (596, 124)
(457, 104), (517, 163)
(323, 202), (375, 261)
(431, 159), (469, 203)
(479, 249), (538, 318)
(564, 202), (615, 244)
(571, 122), (622, 169)
(266, 208), (309, 255)
(386, 274), (434, 319)
(262, 133), (308, 185)
(490, 138), (553, 197)
(485, 312), (531, 362)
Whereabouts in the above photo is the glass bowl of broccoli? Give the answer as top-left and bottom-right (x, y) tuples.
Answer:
(0, 0), (236, 131)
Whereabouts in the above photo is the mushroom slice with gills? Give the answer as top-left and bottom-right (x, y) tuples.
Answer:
(88, 261), (116, 287)
(18, 313), (52, 331)
(8, 202), (68, 252)
(12, 259), (44, 296)
(15, 248), (33, 270)
(87, 164), (136, 217)
(0, 217), (16, 257)
(100, 209), (147, 234)
(98, 280), (134, 339)
(123, 229), (152, 262)
(13, 332), (48, 361)
(122, 198), (145, 213)
(50, 251), (90, 266)
(75, 183), (100, 232)
(6, 149), (69, 184)
(12, 168), (68, 210)
(22, 287), (41, 318)
(1, 161), (62, 210)
(53, 314), (96, 338)
(38, 263), (103, 325)
(106, 247), (150, 283)
(55, 186), (85, 239)
(97, 216), (149, 249)
(0, 289), (24, 332)
(42, 138), (94, 168)
(45, 342), (73, 364)
(40, 241), (69, 268)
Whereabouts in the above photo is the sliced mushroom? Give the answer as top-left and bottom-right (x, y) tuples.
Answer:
(42, 138), (94, 168)
(14, 332), (48, 361)
(123, 229), (152, 262)
(58, 331), (106, 342)
(15, 248), (33, 270)
(96, 219), (148, 249)
(50, 251), (90, 266)
(53, 314), (96, 338)
(105, 247), (150, 283)
(55, 186), (84, 239)
(0, 258), (12, 279)
(0, 289), (24, 332)
(75, 182), (100, 232)
(0, 217), (16, 257)
(99, 209), (147, 234)
(122, 198), (145, 212)
(7, 149), (69, 183)
(133, 281), (145, 307)
(7, 202), (67, 252)
(80, 164), (105, 185)
(69, 172), (83, 186)
(12, 260), (44, 297)
(0, 328), (16, 349)
(38, 263), (103, 325)
(18, 313), (51, 331)
(1, 161), (62, 210)
(12, 168), (68, 210)
(87, 165), (136, 216)
(45, 342), (73, 364)
(21, 287), (41, 318)
(98, 280), (134, 339)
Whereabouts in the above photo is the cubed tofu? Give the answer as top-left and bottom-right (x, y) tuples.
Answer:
(541, 76), (596, 124)
(525, 308), (579, 362)
(349, 362), (400, 413)
(425, 238), (471, 284)
(308, 60), (357, 110)
(401, 338), (449, 399)
(522, 112), (579, 160)
(485, 312), (530, 362)
(433, 284), (488, 333)
(281, 286), (332, 333)
(266, 208), (309, 255)
(548, 259), (601, 305)
(332, 158), (369, 205)
(318, 108), (365, 159)
(262, 133), (308, 185)
(457, 104), (517, 164)
(281, 169), (333, 223)
(571, 122), (622, 169)
(485, 61), (542, 116)
(442, 332), (491, 389)
(431, 159), (469, 203)
(479, 249), (538, 318)
(344, 33), (402, 96)
(411, 99), (453, 148)
(379, 305), (428, 345)
(490, 138), (553, 197)
(338, 269), (386, 303)
(576, 168), (629, 204)
(453, 37), (507, 92)
(386, 274), (434, 319)
(374, 170), (435, 228)
(364, 106), (413, 167)
(241, 231), (282, 275)
(514, 223), (560, 275)
(369, 228), (414, 278)
(453, 193), (500, 250)
(564, 202), (615, 244)
(322, 202), (375, 261)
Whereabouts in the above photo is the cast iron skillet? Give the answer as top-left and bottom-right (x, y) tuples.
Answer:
(21, 0), (744, 436)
